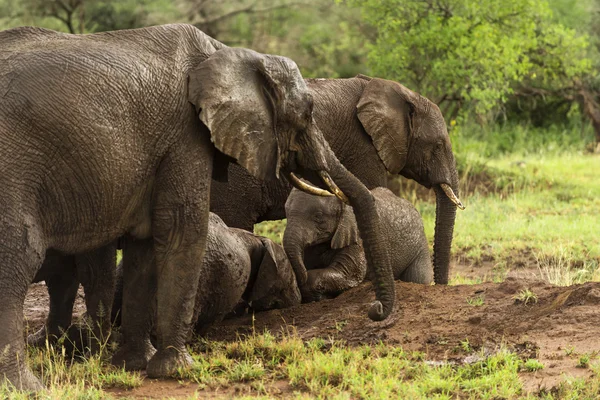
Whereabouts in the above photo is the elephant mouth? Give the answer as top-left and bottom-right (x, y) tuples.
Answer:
(439, 183), (465, 210)
(288, 172), (349, 204)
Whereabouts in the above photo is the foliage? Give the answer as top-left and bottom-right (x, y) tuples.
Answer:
(344, 0), (592, 123)
(513, 289), (539, 305)
(522, 358), (544, 372)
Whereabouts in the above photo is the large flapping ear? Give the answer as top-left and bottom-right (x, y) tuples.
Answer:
(331, 204), (360, 249)
(356, 78), (429, 174)
(188, 47), (294, 181)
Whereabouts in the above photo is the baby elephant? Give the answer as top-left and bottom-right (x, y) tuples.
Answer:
(112, 212), (301, 333)
(193, 212), (302, 330)
(284, 187), (432, 302)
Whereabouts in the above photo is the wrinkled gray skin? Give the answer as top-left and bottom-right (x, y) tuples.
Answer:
(211, 76), (460, 288)
(0, 25), (392, 390)
(112, 213), (301, 333)
(27, 244), (117, 354)
(285, 188), (433, 302)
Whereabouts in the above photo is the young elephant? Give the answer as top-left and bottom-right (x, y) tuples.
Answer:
(112, 213), (301, 333)
(284, 187), (433, 302)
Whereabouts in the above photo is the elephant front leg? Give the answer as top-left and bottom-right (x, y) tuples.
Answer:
(111, 237), (156, 371)
(0, 219), (46, 391)
(301, 244), (367, 302)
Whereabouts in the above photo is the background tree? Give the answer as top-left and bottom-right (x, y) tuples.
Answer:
(344, 0), (592, 123)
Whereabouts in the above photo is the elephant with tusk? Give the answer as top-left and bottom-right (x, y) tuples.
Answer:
(211, 75), (464, 287)
(0, 24), (393, 390)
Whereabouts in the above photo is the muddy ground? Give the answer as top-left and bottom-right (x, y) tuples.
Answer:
(24, 258), (600, 398)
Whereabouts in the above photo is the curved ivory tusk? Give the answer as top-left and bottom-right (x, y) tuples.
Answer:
(319, 171), (350, 205)
(440, 183), (465, 210)
(289, 173), (334, 198)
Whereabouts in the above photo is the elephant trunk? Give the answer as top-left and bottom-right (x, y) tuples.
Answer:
(433, 175), (459, 284)
(328, 160), (394, 321)
(283, 230), (309, 286)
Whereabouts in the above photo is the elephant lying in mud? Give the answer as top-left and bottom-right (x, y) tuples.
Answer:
(112, 213), (301, 333)
(284, 187), (433, 302)
(211, 75), (464, 288)
(1, 24), (393, 390)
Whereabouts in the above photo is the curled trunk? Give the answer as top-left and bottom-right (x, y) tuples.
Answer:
(433, 177), (459, 284)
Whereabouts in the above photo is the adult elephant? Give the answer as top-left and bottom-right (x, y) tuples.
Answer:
(0, 24), (392, 390)
(211, 76), (463, 285)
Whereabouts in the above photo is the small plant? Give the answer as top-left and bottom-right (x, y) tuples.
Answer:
(513, 288), (538, 305)
(577, 354), (590, 369)
(565, 346), (575, 357)
(334, 320), (348, 332)
(466, 294), (485, 306)
(522, 358), (544, 372)
(460, 339), (472, 353)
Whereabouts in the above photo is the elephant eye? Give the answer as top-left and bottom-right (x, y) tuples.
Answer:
(314, 211), (324, 222)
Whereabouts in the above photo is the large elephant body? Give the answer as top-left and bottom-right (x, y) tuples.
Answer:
(284, 187), (433, 302)
(0, 25), (393, 390)
(211, 76), (462, 286)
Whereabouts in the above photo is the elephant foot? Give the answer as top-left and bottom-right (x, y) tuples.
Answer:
(146, 347), (193, 379)
(111, 340), (156, 371)
(2, 366), (43, 392)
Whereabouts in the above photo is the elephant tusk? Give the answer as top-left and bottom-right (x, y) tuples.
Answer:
(289, 173), (335, 198)
(440, 183), (465, 210)
(319, 171), (350, 205)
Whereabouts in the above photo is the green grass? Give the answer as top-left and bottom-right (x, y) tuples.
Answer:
(181, 332), (529, 399)
(4, 331), (599, 399)
(0, 337), (142, 399)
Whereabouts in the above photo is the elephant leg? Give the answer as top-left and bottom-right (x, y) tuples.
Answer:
(27, 255), (78, 349)
(111, 237), (156, 371)
(146, 128), (213, 379)
(0, 219), (46, 391)
(399, 253), (433, 285)
(301, 244), (366, 302)
(76, 242), (117, 353)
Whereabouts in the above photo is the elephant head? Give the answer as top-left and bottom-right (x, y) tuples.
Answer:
(283, 188), (359, 278)
(248, 238), (301, 311)
(355, 76), (463, 285)
(188, 48), (394, 321)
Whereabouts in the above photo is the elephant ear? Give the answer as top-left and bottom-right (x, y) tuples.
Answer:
(356, 77), (429, 174)
(331, 204), (360, 249)
(249, 239), (285, 302)
(188, 47), (292, 181)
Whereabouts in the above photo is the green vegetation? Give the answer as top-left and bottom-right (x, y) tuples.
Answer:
(513, 289), (539, 305)
(466, 294), (485, 307)
(522, 359), (545, 372)
(0, 339), (141, 399)
(577, 354), (591, 369)
(4, 331), (598, 398)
